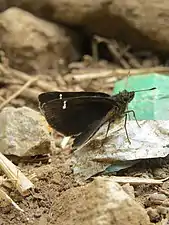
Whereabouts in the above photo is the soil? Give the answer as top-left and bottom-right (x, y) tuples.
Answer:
(0, 147), (77, 225)
(1, 37), (169, 225)
(0, 144), (169, 225)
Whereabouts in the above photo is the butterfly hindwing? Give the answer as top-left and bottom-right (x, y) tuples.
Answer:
(72, 107), (117, 149)
(40, 96), (116, 136)
(72, 119), (106, 149)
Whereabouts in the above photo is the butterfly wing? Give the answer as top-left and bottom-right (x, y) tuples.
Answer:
(40, 96), (115, 136)
(38, 91), (110, 108)
(72, 119), (105, 149)
(72, 107), (117, 149)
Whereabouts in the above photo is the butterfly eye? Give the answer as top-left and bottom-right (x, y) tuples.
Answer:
(129, 92), (135, 100)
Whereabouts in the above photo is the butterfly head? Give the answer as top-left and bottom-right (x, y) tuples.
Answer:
(120, 90), (135, 104)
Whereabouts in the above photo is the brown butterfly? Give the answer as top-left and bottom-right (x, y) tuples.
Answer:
(38, 88), (156, 150)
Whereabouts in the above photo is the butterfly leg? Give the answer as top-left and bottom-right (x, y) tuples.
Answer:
(126, 106), (131, 120)
(105, 120), (111, 138)
(124, 113), (131, 144)
(125, 110), (140, 128)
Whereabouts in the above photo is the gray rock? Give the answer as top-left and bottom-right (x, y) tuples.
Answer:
(54, 177), (151, 225)
(2, 0), (169, 52)
(0, 106), (52, 156)
(0, 7), (81, 74)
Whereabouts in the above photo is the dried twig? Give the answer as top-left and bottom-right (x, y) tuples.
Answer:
(0, 188), (24, 212)
(66, 67), (169, 81)
(0, 152), (34, 196)
(94, 36), (131, 69)
(158, 187), (169, 197)
(107, 42), (131, 69)
(0, 63), (57, 91)
(0, 76), (38, 110)
(10, 86), (42, 102)
(94, 36), (142, 68)
(107, 176), (169, 185)
(92, 37), (99, 62)
(123, 51), (142, 68)
(112, 40), (142, 68)
(56, 74), (67, 87)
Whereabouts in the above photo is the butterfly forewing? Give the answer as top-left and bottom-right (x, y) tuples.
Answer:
(40, 96), (117, 136)
(38, 91), (110, 108)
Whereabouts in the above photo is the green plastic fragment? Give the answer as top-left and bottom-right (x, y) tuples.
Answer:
(112, 73), (169, 120)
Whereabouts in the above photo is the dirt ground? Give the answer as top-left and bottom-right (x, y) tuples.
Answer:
(1, 40), (169, 224)
(1, 145), (169, 225)
(0, 147), (75, 225)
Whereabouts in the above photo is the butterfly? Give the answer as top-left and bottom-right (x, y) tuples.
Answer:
(38, 88), (156, 150)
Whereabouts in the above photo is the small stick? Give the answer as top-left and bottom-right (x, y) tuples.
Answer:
(10, 86), (62, 103)
(0, 64), (57, 91)
(92, 37), (99, 62)
(105, 176), (169, 185)
(94, 36), (130, 69)
(158, 187), (169, 197)
(0, 76), (38, 110)
(0, 152), (34, 196)
(107, 43), (131, 69)
(10, 86), (42, 102)
(0, 188), (24, 212)
(124, 51), (142, 68)
(56, 74), (67, 87)
(66, 67), (169, 81)
(112, 40), (142, 68)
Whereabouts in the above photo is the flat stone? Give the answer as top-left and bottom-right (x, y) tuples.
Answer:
(53, 177), (151, 225)
(0, 106), (52, 156)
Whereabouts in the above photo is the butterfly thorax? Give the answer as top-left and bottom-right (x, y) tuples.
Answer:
(109, 90), (135, 120)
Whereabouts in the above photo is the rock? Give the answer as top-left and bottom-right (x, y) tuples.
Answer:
(0, 106), (52, 156)
(152, 168), (168, 179)
(145, 192), (168, 208)
(3, 0), (169, 52)
(148, 193), (167, 202)
(157, 206), (169, 217)
(147, 207), (161, 223)
(0, 7), (81, 74)
(53, 177), (150, 225)
(122, 183), (135, 199)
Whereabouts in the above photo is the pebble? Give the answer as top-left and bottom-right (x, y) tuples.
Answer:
(147, 207), (161, 223)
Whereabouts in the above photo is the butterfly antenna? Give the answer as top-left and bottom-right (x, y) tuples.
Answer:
(124, 70), (130, 90)
(125, 70), (131, 118)
(134, 87), (156, 93)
